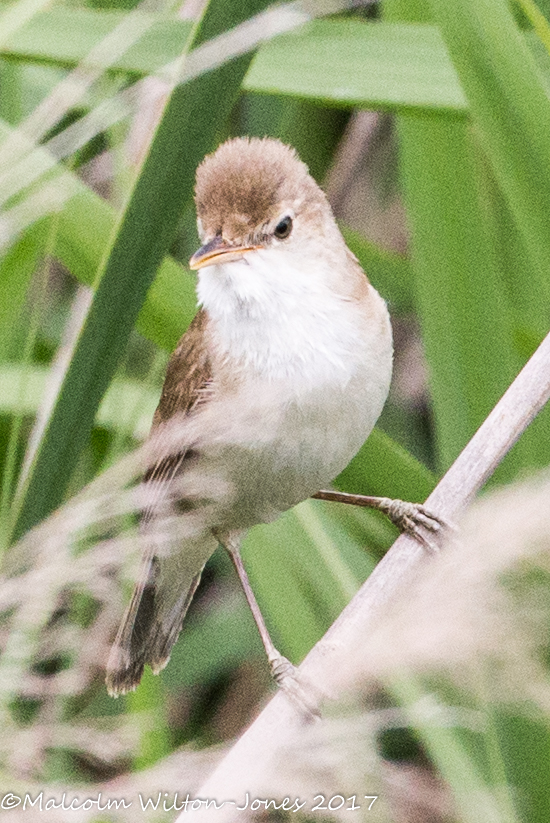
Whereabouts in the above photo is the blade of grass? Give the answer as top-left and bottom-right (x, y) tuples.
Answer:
(242, 502), (378, 661)
(0, 0), (57, 50)
(163, 597), (265, 692)
(0, 362), (158, 437)
(3, 7), (193, 75)
(0, 232), (54, 538)
(0, 218), (47, 359)
(0, 59), (22, 124)
(335, 426), (435, 500)
(391, 676), (521, 823)
(514, 0), (550, 56)
(127, 667), (171, 769)
(396, 113), (519, 473)
(404, 0), (550, 476)
(240, 91), (349, 184)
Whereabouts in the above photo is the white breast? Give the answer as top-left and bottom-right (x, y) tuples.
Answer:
(191, 248), (393, 528)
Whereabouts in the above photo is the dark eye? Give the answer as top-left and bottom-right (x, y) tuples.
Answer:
(274, 215), (293, 240)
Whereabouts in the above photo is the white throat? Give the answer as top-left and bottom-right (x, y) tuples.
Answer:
(196, 246), (374, 386)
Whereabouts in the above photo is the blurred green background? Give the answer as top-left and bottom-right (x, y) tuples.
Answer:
(1, 0), (550, 820)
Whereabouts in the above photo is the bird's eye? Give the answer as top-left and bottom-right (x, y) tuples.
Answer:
(273, 215), (293, 240)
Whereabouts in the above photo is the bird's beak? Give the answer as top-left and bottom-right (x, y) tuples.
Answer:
(189, 236), (259, 270)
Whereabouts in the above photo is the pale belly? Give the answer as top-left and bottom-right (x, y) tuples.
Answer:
(182, 353), (392, 532)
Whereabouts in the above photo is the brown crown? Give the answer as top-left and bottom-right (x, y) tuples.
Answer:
(194, 137), (322, 241)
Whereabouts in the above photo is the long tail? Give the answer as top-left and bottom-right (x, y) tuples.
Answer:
(106, 534), (216, 696)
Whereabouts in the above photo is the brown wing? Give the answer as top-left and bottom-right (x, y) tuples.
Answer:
(142, 309), (212, 500)
(106, 310), (213, 696)
(150, 308), (212, 429)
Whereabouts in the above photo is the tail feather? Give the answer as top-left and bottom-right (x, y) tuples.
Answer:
(106, 559), (203, 697)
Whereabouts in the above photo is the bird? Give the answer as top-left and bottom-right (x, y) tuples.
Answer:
(106, 136), (441, 704)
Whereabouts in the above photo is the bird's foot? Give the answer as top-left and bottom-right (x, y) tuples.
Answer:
(313, 490), (454, 551)
(269, 653), (321, 719)
(374, 497), (452, 551)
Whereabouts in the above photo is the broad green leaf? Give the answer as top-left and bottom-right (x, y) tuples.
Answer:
(480, 160), (548, 346)
(3, 7), (190, 73)
(246, 19), (467, 112)
(240, 92), (348, 184)
(2, 12), (468, 111)
(0, 59), (22, 124)
(494, 710), (550, 823)
(391, 676), (521, 823)
(515, 0), (550, 56)
(6, 7), (550, 123)
(54, 172), (198, 351)
(396, 114), (519, 473)
(243, 501), (382, 661)
(127, 667), (171, 769)
(163, 596), (264, 691)
(336, 426), (435, 501)
(0, 0), (56, 49)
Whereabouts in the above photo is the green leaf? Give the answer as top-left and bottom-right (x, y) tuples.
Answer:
(54, 165), (198, 352)
(0, 59), (23, 124)
(0, 0), (57, 50)
(493, 709), (550, 823)
(396, 113), (519, 473)
(336, 426), (435, 501)
(246, 19), (467, 112)
(391, 676), (521, 823)
(0, 363), (158, 437)
(127, 667), (171, 769)
(3, 7), (192, 74)
(2, 12), (468, 112)
(243, 501), (379, 661)
(162, 596), (264, 691)
(0, 220), (47, 359)
(240, 92), (348, 184)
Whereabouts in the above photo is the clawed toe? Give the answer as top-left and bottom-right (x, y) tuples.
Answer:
(378, 499), (454, 551)
(416, 505), (456, 532)
(401, 514), (439, 552)
(413, 507), (443, 532)
(269, 654), (321, 719)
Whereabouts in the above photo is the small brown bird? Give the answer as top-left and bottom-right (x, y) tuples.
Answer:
(106, 137), (439, 703)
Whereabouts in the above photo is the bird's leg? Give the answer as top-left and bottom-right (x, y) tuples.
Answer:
(217, 531), (319, 718)
(312, 490), (453, 551)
